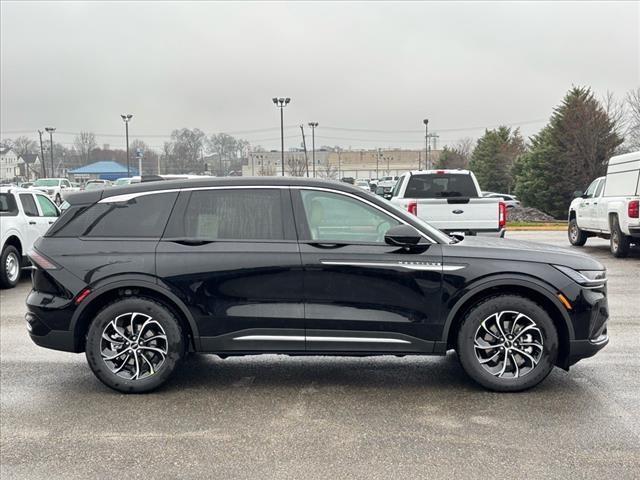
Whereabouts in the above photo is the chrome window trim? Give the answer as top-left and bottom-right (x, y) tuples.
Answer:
(99, 184), (438, 243)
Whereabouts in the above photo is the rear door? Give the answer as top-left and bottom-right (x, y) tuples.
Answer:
(157, 187), (305, 352)
(293, 187), (443, 353)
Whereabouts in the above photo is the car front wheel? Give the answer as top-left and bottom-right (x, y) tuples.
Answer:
(568, 218), (588, 246)
(456, 295), (558, 392)
(85, 297), (185, 393)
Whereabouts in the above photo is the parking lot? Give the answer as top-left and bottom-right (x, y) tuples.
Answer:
(0, 231), (638, 479)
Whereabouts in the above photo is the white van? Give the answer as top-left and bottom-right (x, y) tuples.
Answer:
(568, 151), (640, 257)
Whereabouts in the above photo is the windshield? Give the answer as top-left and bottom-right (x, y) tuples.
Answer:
(33, 179), (60, 187)
(114, 178), (130, 186)
(405, 174), (478, 198)
(85, 183), (105, 190)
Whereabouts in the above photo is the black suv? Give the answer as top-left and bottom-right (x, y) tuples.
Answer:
(26, 177), (609, 393)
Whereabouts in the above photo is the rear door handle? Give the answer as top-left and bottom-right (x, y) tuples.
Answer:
(29, 221), (36, 225)
(308, 242), (345, 249)
(171, 238), (215, 246)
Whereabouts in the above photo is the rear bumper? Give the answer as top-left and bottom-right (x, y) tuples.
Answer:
(628, 226), (640, 238)
(442, 228), (506, 238)
(25, 311), (77, 352)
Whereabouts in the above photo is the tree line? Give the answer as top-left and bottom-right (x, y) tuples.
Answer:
(436, 86), (639, 218)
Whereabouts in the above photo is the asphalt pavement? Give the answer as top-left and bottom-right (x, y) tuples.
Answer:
(1, 231), (638, 479)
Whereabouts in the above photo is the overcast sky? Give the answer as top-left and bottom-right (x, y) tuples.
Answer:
(1, 1), (638, 151)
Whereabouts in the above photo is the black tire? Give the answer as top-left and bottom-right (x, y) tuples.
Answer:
(85, 297), (185, 393)
(55, 194), (62, 206)
(0, 245), (21, 289)
(568, 217), (588, 246)
(456, 295), (558, 392)
(610, 216), (630, 258)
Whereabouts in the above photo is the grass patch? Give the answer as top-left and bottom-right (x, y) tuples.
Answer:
(507, 221), (567, 231)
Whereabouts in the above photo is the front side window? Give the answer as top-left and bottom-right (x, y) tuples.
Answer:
(594, 179), (605, 197)
(583, 179), (599, 198)
(181, 189), (284, 241)
(36, 195), (59, 217)
(300, 190), (399, 243)
(19, 194), (38, 216)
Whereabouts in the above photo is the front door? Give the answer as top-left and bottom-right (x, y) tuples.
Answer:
(17, 193), (41, 249)
(292, 188), (443, 353)
(157, 187), (305, 352)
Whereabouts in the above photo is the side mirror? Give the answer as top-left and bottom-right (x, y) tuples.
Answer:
(573, 190), (583, 198)
(385, 224), (422, 247)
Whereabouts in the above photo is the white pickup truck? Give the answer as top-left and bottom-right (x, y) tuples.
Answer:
(0, 186), (60, 288)
(568, 151), (640, 257)
(30, 178), (79, 205)
(390, 169), (506, 236)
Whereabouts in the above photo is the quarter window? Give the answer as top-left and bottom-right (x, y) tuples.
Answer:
(19, 194), (38, 217)
(0, 193), (18, 216)
(180, 189), (285, 241)
(300, 190), (399, 243)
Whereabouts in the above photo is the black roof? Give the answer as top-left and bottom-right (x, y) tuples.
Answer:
(65, 176), (368, 205)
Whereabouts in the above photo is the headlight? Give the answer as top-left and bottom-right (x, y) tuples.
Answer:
(47, 189), (54, 195)
(553, 265), (606, 287)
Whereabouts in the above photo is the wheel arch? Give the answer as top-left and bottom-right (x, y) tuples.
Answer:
(70, 279), (200, 353)
(2, 234), (23, 256)
(443, 277), (574, 369)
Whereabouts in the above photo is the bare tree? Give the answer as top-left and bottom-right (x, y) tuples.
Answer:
(318, 161), (339, 180)
(286, 155), (307, 176)
(624, 87), (640, 151)
(11, 136), (37, 158)
(73, 131), (97, 165)
(257, 162), (276, 176)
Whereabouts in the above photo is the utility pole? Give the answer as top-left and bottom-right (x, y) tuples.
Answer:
(272, 97), (290, 176)
(308, 122), (318, 178)
(376, 148), (381, 179)
(300, 125), (309, 177)
(45, 127), (55, 177)
(120, 114), (133, 177)
(337, 147), (341, 178)
(418, 150), (421, 171)
(423, 119), (429, 170)
(38, 130), (47, 177)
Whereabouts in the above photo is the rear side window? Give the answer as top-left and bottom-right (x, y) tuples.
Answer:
(0, 193), (18, 216)
(404, 174), (478, 198)
(19, 194), (38, 216)
(50, 192), (177, 238)
(177, 189), (284, 241)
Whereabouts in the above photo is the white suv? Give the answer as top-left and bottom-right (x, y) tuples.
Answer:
(0, 186), (60, 288)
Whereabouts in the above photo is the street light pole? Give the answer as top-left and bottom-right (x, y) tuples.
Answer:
(120, 114), (133, 177)
(300, 125), (309, 177)
(272, 97), (290, 176)
(376, 148), (381, 179)
(38, 130), (47, 177)
(45, 127), (55, 176)
(308, 122), (318, 178)
(423, 119), (429, 170)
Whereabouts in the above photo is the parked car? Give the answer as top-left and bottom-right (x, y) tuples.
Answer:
(26, 177), (608, 393)
(19, 182), (34, 189)
(355, 179), (370, 191)
(30, 178), (77, 205)
(568, 151), (639, 257)
(483, 192), (521, 209)
(84, 179), (112, 190)
(0, 186), (60, 288)
(391, 170), (506, 236)
(375, 184), (393, 199)
(376, 176), (397, 189)
(114, 177), (134, 186)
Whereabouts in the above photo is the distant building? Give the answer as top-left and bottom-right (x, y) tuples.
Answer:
(327, 148), (442, 180)
(68, 160), (138, 181)
(19, 153), (42, 180)
(242, 150), (331, 177)
(0, 146), (21, 182)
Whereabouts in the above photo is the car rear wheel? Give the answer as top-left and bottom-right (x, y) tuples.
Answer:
(0, 245), (21, 289)
(610, 216), (630, 258)
(85, 297), (185, 393)
(456, 295), (558, 392)
(568, 218), (587, 246)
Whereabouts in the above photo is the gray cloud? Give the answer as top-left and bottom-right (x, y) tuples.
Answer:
(1, 1), (638, 150)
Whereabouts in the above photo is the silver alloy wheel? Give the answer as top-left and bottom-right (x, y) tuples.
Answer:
(100, 312), (168, 380)
(473, 310), (544, 379)
(611, 229), (619, 251)
(569, 222), (578, 242)
(5, 251), (19, 283)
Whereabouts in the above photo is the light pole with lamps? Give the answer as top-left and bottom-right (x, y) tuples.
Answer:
(272, 97), (290, 176)
(308, 122), (318, 177)
(422, 119), (429, 170)
(45, 127), (55, 177)
(120, 114), (133, 177)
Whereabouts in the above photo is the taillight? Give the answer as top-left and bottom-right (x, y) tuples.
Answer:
(27, 249), (58, 270)
(629, 200), (639, 219)
(408, 200), (418, 216)
(498, 201), (507, 229)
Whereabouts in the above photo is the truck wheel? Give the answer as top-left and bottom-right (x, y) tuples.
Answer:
(85, 297), (186, 393)
(568, 218), (587, 246)
(456, 295), (558, 392)
(610, 216), (630, 258)
(0, 245), (21, 289)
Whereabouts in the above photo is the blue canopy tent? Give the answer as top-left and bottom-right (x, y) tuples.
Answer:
(68, 161), (138, 181)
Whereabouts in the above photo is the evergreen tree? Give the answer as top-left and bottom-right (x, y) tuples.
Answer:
(469, 127), (525, 193)
(514, 87), (623, 218)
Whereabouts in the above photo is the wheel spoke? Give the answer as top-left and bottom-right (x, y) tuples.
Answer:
(512, 347), (539, 367)
(512, 325), (542, 342)
(478, 349), (502, 364)
(112, 353), (132, 374)
(510, 313), (527, 335)
(494, 312), (507, 339)
(480, 316), (501, 340)
(139, 351), (155, 375)
(497, 350), (509, 377)
(510, 352), (520, 378)
(102, 331), (124, 345)
(474, 342), (503, 350)
(102, 347), (131, 361)
(139, 346), (167, 359)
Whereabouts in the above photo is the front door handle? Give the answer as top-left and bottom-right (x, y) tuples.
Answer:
(29, 221), (36, 225)
(308, 242), (345, 249)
